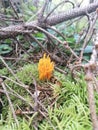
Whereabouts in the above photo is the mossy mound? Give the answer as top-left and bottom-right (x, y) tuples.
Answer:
(2, 64), (39, 117)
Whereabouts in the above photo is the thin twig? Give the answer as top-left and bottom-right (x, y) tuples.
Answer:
(33, 78), (39, 112)
(45, 0), (75, 21)
(28, 34), (49, 54)
(0, 75), (35, 102)
(28, 34), (65, 63)
(55, 66), (67, 75)
(33, 78), (39, 130)
(9, 0), (19, 19)
(0, 56), (30, 88)
(79, 12), (98, 62)
(47, 25), (66, 40)
(38, 0), (49, 20)
(27, 25), (80, 60)
(5, 83), (34, 109)
(1, 81), (19, 126)
(0, 75), (29, 89)
(0, 56), (21, 82)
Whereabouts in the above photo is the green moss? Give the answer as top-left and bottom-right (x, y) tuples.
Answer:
(0, 67), (9, 76)
(5, 63), (39, 86)
(2, 64), (39, 117)
(16, 64), (39, 84)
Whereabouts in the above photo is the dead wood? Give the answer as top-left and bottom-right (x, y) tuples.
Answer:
(0, 2), (98, 39)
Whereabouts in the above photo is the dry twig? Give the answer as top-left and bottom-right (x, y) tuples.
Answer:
(79, 11), (98, 62)
(0, 79), (19, 126)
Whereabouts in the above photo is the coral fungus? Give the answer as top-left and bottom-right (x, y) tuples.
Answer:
(38, 53), (54, 80)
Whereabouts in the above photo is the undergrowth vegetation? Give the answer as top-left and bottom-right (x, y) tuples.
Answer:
(0, 63), (93, 130)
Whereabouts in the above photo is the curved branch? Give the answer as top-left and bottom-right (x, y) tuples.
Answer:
(47, 2), (98, 25)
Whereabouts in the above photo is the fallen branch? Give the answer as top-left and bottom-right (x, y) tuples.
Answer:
(0, 2), (98, 39)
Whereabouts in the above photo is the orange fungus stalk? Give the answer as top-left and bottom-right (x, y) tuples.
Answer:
(38, 53), (54, 80)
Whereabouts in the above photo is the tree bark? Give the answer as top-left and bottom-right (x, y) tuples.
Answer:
(47, 2), (98, 25)
(89, 0), (94, 3)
